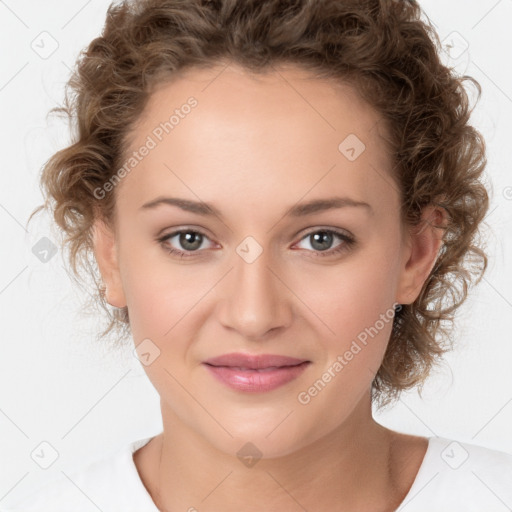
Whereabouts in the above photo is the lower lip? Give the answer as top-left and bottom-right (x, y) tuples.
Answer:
(203, 362), (310, 392)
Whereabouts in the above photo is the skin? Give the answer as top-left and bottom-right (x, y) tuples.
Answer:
(93, 62), (445, 511)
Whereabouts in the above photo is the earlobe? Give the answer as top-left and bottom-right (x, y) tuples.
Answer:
(395, 204), (447, 305)
(92, 218), (127, 308)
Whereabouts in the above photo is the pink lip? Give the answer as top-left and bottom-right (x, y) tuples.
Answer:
(202, 353), (311, 392)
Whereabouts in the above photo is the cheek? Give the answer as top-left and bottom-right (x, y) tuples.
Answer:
(303, 249), (398, 334)
(292, 260), (398, 425)
(295, 239), (400, 378)
(117, 223), (205, 321)
(124, 271), (200, 339)
(118, 242), (186, 337)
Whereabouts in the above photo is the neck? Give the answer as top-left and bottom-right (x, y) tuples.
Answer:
(140, 394), (408, 512)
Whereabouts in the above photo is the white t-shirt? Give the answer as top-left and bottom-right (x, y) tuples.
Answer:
(2, 435), (512, 512)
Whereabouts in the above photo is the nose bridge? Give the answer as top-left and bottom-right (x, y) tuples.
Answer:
(218, 236), (291, 338)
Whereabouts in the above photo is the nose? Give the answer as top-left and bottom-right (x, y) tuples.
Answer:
(216, 244), (293, 340)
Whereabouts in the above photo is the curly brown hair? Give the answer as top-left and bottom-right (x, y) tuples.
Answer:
(28, 0), (490, 410)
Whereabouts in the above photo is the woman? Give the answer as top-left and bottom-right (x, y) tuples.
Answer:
(8, 0), (512, 510)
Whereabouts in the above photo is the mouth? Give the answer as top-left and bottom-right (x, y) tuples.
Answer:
(201, 354), (311, 392)
(202, 352), (310, 370)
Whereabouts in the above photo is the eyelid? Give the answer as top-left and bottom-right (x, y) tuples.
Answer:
(296, 225), (353, 241)
(156, 224), (215, 240)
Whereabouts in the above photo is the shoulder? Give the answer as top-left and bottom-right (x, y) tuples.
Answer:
(398, 436), (512, 512)
(0, 436), (159, 512)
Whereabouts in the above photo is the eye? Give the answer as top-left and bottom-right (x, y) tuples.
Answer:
(157, 227), (356, 260)
(158, 229), (215, 258)
(293, 229), (355, 257)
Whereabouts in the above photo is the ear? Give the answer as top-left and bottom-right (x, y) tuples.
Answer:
(92, 217), (127, 308)
(395, 204), (447, 305)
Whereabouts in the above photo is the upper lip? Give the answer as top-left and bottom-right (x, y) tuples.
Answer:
(203, 353), (309, 369)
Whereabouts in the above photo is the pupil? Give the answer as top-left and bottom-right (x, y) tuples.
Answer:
(311, 231), (332, 251)
(180, 232), (202, 250)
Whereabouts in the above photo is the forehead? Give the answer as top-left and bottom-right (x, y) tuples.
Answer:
(116, 63), (396, 216)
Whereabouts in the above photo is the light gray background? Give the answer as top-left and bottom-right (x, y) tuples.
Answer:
(1, 0), (511, 505)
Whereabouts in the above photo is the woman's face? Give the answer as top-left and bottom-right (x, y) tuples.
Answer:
(94, 63), (434, 458)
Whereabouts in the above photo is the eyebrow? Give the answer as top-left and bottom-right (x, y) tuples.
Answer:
(140, 196), (373, 218)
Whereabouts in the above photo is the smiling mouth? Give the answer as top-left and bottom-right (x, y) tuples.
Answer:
(202, 361), (311, 392)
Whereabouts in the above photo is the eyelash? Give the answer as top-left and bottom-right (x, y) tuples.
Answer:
(157, 228), (355, 259)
